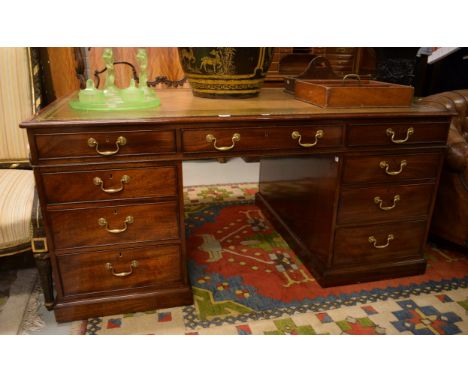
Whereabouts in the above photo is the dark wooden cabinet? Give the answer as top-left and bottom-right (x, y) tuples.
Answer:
(21, 88), (452, 322)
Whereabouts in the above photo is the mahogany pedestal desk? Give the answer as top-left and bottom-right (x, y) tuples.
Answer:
(21, 89), (452, 322)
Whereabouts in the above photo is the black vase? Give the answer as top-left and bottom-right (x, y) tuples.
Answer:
(178, 47), (273, 99)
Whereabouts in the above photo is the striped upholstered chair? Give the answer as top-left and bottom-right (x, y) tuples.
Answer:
(0, 48), (54, 309)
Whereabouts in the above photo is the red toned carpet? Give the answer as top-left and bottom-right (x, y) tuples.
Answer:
(67, 184), (468, 334)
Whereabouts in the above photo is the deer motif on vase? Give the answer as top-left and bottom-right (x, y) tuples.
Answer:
(200, 50), (222, 73)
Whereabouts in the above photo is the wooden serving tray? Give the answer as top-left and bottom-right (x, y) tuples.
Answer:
(294, 78), (414, 108)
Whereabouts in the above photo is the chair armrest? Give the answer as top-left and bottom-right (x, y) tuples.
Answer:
(417, 90), (468, 173)
(446, 124), (468, 173)
(30, 189), (48, 255)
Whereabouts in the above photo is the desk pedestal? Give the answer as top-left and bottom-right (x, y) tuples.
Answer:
(258, 154), (432, 286)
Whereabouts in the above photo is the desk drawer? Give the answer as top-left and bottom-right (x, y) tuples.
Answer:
(337, 183), (435, 225)
(342, 152), (442, 185)
(49, 201), (180, 250)
(347, 122), (448, 147)
(42, 165), (177, 204)
(333, 221), (427, 266)
(58, 244), (182, 296)
(182, 125), (343, 153)
(34, 129), (176, 160)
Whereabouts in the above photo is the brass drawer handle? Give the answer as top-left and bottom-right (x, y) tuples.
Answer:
(206, 133), (240, 151)
(93, 175), (130, 194)
(380, 160), (407, 175)
(368, 234), (394, 249)
(291, 130), (324, 148)
(374, 195), (400, 211)
(342, 73), (361, 85)
(98, 215), (134, 234)
(88, 136), (127, 156)
(105, 260), (138, 277)
(386, 127), (414, 144)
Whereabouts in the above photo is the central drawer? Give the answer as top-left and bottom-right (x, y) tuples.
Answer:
(42, 165), (177, 204)
(182, 125), (343, 153)
(48, 201), (180, 250)
(57, 244), (182, 296)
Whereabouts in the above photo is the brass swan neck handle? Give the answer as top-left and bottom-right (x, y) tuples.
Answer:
(98, 215), (134, 234)
(88, 136), (127, 156)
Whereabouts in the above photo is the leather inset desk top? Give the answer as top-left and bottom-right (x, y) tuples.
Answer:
(25, 88), (450, 126)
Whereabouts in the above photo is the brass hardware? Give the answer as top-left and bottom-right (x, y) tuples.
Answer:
(368, 234), (394, 249)
(31, 237), (49, 253)
(374, 194), (400, 211)
(342, 73), (361, 85)
(205, 133), (240, 151)
(291, 130), (324, 148)
(93, 175), (130, 194)
(386, 127), (414, 144)
(98, 215), (134, 234)
(380, 160), (407, 175)
(87, 136), (127, 156)
(105, 260), (138, 277)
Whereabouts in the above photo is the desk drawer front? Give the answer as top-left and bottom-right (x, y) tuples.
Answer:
(347, 122), (448, 147)
(49, 202), (180, 250)
(182, 126), (343, 153)
(342, 152), (442, 184)
(58, 245), (182, 296)
(337, 183), (435, 225)
(42, 165), (177, 204)
(34, 130), (176, 160)
(333, 221), (427, 266)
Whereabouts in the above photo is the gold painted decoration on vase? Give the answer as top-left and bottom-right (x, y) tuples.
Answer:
(178, 47), (273, 98)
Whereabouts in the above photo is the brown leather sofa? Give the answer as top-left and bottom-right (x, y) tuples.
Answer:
(417, 90), (468, 249)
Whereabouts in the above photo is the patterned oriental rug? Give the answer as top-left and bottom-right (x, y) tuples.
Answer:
(20, 183), (468, 335)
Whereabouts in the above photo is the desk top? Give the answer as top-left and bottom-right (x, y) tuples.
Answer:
(22, 88), (451, 128)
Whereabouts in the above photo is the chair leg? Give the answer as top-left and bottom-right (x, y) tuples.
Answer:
(33, 252), (54, 310)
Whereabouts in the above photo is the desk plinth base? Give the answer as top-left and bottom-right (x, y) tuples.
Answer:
(53, 286), (193, 323)
(255, 192), (427, 287)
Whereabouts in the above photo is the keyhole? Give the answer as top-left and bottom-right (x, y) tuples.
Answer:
(118, 252), (123, 258)
(108, 174), (113, 179)
(113, 209), (118, 215)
